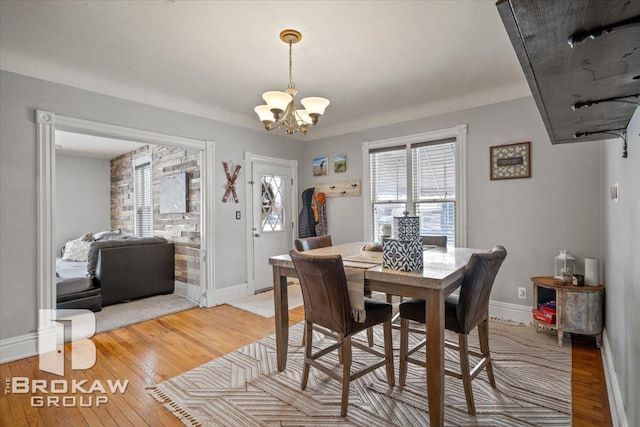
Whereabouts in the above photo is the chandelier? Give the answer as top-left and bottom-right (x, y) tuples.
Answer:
(254, 29), (330, 135)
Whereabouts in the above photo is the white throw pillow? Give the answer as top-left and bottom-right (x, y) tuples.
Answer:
(62, 239), (92, 262)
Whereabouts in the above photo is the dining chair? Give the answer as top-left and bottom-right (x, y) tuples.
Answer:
(421, 235), (447, 247)
(295, 235), (374, 347)
(294, 235), (333, 251)
(387, 235), (448, 327)
(398, 245), (507, 415)
(289, 249), (395, 417)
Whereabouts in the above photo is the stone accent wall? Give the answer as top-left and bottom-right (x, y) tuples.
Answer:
(110, 145), (201, 283)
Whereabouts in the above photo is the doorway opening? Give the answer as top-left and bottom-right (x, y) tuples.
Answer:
(36, 110), (215, 333)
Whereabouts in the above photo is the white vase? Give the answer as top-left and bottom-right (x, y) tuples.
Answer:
(584, 258), (599, 286)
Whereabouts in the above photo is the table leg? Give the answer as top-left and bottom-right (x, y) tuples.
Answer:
(273, 266), (289, 371)
(425, 288), (445, 427)
(556, 289), (563, 346)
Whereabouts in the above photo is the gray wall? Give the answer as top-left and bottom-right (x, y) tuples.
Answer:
(302, 97), (602, 307)
(0, 70), (303, 340)
(602, 107), (639, 426)
(55, 154), (111, 253)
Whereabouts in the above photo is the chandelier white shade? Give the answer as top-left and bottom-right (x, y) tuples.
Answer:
(254, 29), (330, 135)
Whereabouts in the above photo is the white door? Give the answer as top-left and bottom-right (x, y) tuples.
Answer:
(251, 161), (295, 292)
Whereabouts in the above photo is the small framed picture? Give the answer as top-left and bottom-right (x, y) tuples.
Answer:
(490, 141), (531, 180)
(313, 156), (329, 176)
(334, 154), (347, 173)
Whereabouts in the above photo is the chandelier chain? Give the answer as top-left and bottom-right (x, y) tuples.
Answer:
(288, 41), (295, 89)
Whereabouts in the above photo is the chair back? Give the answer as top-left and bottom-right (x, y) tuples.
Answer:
(289, 249), (351, 335)
(294, 235), (333, 251)
(421, 235), (447, 247)
(456, 245), (507, 333)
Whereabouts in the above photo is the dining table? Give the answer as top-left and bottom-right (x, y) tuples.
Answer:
(269, 242), (480, 427)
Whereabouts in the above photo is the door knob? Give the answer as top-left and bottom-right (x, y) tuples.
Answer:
(254, 233), (261, 237)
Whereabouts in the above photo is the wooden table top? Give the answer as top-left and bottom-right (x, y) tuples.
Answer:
(270, 242), (484, 290)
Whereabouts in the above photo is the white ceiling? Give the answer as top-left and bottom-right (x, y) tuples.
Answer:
(0, 1), (531, 141)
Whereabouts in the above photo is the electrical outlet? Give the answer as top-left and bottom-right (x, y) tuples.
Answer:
(518, 287), (527, 299)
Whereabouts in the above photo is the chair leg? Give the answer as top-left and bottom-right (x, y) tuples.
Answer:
(340, 335), (352, 417)
(301, 321), (313, 390)
(366, 327), (374, 347)
(399, 318), (409, 386)
(458, 333), (476, 415)
(365, 291), (374, 347)
(478, 319), (496, 388)
(383, 320), (395, 387)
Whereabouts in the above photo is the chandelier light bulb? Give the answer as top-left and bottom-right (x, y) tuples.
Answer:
(254, 105), (275, 129)
(262, 91), (293, 119)
(295, 109), (313, 125)
(301, 97), (330, 121)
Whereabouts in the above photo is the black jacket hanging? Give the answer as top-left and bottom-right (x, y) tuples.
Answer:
(298, 187), (316, 238)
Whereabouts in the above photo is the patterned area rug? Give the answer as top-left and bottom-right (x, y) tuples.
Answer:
(226, 283), (303, 318)
(148, 321), (571, 426)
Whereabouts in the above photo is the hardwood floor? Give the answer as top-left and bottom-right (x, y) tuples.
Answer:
(0, 305), (612, 426)
(572, 334), (613, 426)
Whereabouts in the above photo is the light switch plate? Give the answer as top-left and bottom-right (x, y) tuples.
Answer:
(236, 211), (241, 220)
(610, 183), (619, 203)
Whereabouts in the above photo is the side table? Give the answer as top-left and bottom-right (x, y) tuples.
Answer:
(530, 276), (604, 347)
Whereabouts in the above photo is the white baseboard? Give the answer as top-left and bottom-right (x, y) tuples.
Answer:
(203, 283), (249, 308)
(0, 331), (39, 364)
(174, 281), (188, 297)
(0, 325), (57, 364)
(489, 300), (531, 324)
(602, 329), (629, 427)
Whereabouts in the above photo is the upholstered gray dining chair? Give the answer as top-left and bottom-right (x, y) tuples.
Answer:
(294, 235), (333, 251)
(398, 245), (507, 415)
(388, 235), (448, 324)
(421, 235), (447, 247)
(289, 249), (395, 417)
(294, 234), (374, 347)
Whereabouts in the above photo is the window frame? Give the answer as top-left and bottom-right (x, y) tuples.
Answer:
(362, 125), (468, 247)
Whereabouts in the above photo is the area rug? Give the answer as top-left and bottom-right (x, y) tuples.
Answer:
(95, 293), (198, 334)
(227, 283), (303, 318)
(148, 320), (571, 426)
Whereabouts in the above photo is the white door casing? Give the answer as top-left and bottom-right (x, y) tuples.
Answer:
(245, 153), (297, 293)
(35, 110), (217, 336)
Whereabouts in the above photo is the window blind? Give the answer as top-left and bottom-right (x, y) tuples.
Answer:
(134, 160), (153, 237)
(369, 138), (457, 245)
(412, 140), (456, 246)
(369, 147), (407, 241)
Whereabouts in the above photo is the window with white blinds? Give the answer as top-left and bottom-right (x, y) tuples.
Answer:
(133, 157), (153, 237)
(369, 138), (456, 245)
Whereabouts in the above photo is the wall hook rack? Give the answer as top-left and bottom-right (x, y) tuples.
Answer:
(312, 179), (361, 198)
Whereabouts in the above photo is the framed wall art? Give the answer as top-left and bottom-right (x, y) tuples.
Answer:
(159, 172), (187, 213)
(490, 141), (531, 180)
(313, 156), (329, 176)
(334, 154), (347, 173)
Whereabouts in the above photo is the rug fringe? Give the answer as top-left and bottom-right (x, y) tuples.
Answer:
(146, 386), (169, 403)
(165, 401), (202, 427)
(148, 387), (202, 426)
